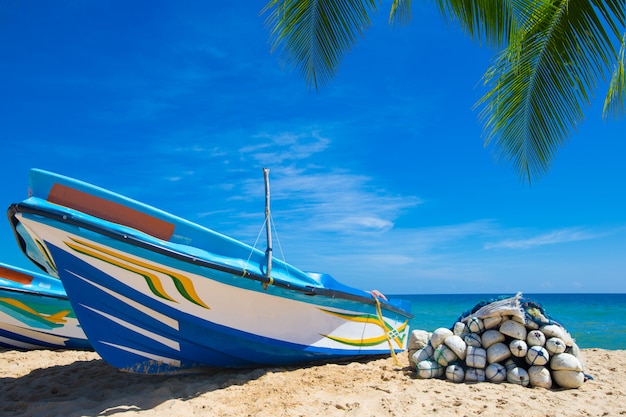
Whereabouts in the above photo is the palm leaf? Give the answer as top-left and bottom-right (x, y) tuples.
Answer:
(389, 0), (413, 25)
(262, 0), (378, 90)
(477, 0), (625, 183)
(603, 32), (626, 119)
(433, 0), (516, 47)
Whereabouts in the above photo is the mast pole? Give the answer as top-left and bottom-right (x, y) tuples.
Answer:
(263, 168), (272, 278)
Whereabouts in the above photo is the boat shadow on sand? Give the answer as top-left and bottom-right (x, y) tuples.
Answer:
(0, 354), (398, 417)
(0, 356), (273, 417)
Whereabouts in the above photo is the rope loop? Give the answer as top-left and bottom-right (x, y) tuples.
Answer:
(373, 295), (401, 366)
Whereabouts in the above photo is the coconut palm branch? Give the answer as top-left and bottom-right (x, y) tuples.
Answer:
(262, 0), (625, 183)
(262, 0), (378, 90)
(477, 1), (625, 182)
(603, 32), (626, 119)
(431, 0), (516, 47)
(262, 0), (512, 89)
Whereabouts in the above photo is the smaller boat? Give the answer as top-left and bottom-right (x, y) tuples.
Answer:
(0, 261), (90, 350)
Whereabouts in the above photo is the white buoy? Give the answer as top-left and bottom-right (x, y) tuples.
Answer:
(526, 345), (550, 366)
(446, 363), (465, 383)
(567, 342), (581, 359)
(444, 335), (467, 361)
(465, 367), (486, 383)
(483, 316), (503, 330)
(464, 333), (482, 347)
(430, 328), (453, 348)
(411, 345), (434, 368)
(506, 367), (530, 387)
(408, 329), (431, 352)
(466, 317), (485, 333)
(526, 330), (546, 347)
(453, 321), (467, 336)
(500, 320), (527, 340)
(528, 365), (552, 389)
(481, 330), (505, 348)
(525, 320), (540, 330)
(486, 342), (511, 364)
(485, 363), (507, 383)
(541, 324), (574, 346)
(509, 339), (528, 358)
(503, 358), (518, 372)
(540, 324), (566, 339)
(434, 343), (457, 367)
(552, 370), (585, 389)
(545, 337), (566, 355)
(416, 360), (444, 379)
(465, 346), (487, 369)
(550, 353), (583, 372)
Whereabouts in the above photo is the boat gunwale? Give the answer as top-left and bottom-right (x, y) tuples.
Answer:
(8, 202), (414, 319)
(0, 285), (70, 301)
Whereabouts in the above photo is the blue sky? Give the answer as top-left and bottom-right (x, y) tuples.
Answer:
(1, 2), (624, 294)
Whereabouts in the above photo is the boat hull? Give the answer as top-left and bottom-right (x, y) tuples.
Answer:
(7, 169), (412, 373)
(0, 262), (90, 350)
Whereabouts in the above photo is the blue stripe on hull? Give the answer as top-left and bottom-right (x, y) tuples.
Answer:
(50, 244), (383, 373)
(0, 329), (91, 350)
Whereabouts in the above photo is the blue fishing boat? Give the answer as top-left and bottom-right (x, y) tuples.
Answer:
(0, 261), (90, 350)
(7, 168), (412, 374)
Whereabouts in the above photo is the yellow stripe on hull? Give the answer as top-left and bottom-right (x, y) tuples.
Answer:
(319, 308), (408, 349)
(64, 238), (210, 309)
(0, 297), (70, 324)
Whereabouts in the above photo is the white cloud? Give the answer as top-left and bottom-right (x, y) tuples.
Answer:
(223, 167), (421, 237)
(241, 131), (330, 165)
(484, 227), (604, 250)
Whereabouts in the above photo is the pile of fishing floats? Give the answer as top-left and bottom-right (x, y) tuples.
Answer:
(408, 293), (588, 389)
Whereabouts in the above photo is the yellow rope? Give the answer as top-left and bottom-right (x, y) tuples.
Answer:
(374, 296), (401, 367)
(262, 276), (273, 290)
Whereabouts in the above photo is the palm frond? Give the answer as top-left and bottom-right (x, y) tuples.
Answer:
(389, 0), (413, 25)
(478, 0), (624, 183)
(262, 0), (378, 90)
(603, 32), (626, 119)
(432, 0), (515, 47)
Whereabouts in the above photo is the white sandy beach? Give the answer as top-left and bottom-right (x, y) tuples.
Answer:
(1, 347), (625, 417)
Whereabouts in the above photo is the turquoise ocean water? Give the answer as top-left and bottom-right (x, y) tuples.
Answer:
(392, 293), (626, 350)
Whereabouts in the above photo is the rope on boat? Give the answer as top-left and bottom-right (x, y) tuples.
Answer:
(262, 276), (274, 290)
(374, 295), (401, 367)
(246, 217), (267, 271)
(269, 213), (293, 278)
(247, 213), (290, 291)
